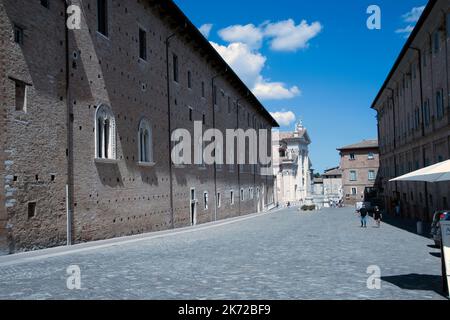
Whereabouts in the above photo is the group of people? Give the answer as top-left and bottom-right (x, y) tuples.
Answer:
(358, 205), (382, 228)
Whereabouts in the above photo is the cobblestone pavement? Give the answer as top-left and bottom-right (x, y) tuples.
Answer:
(0, 207), (447, 300)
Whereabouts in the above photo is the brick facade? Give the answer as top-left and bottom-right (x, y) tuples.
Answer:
(372, 0), (450, 221)
(338, 141), (380, 205)
(0, 0), (277, 254)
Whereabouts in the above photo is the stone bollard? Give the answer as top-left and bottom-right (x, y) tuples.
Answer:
(417, 221), (423, 235)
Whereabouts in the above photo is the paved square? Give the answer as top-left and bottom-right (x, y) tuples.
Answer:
(0, 207), (446, 300)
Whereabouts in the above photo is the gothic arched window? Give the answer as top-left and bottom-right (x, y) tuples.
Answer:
(95, 105), (116, 160)
(138, 118), (153, 164)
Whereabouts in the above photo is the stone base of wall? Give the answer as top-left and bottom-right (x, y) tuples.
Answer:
(0, 221), (8, 255)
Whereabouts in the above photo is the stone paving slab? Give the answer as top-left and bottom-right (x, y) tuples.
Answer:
(0, 207), (447, 300)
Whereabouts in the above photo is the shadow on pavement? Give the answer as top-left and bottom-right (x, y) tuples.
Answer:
(429, 252), (441, 258)
(382, 274), (446, 298)
(377, 213), (431, 240)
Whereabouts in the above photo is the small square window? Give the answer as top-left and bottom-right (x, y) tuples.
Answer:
(28, 202), (37, 218)
(40, 0), (49, 8)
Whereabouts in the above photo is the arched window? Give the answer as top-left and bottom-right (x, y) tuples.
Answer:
(138, 118), (153, 163)
(95, 105), (116, 160)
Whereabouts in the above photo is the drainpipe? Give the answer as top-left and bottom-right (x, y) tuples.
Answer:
(410, 46), (429, 219)
(386, 88), (399, 209)
(165, 32), (176, 229)
(62, 0), (73, 246)
(211, 69), (228, 221)
(236, 93), (249, 215)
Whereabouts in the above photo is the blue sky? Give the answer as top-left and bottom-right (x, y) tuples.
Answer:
(174, 0), (427, 173)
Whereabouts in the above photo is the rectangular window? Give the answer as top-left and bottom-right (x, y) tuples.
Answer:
(351, 187), (357, 196)
(447, 14), (450, 36)
(241, 189), (244, 201)
(434, 31), (440, 53)
(201, 81), (205, 98)
(230, 191), (234, 205)
(173, 54), (179, 82)
(436, 89), (444, 119)
(139, 28), (147, 60)
(368, 152), (374, 160)
(368, 170), (376, 181)
(40, 0), (49, 8)
(97, 0), (108, 36)
(424, 99), (430, 126)
(350, 170), (357, 181)
(204, 192), (208, 210)
(14, 80), (27, 112)
(349, 153), (356, 161)
(187, 71), (192, 89)
(217, 193), (221, 208)
(189, 107), (193, 122)
(14, 25), (24, 45)
(28, 202), (36, 218)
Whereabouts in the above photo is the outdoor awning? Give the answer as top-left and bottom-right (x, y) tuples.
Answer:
(390, 159), (450, 183)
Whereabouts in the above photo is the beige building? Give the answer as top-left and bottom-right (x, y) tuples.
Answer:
(322, 167), (343, 204)
(0, 0), (278, 254)
(372, 0), (450, 221)
(337, 140), (380, 205)
(273, 122), (312, 206)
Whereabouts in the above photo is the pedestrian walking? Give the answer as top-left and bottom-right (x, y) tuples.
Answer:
(359, 205), (368, 228)
(373, 206), (382, 228)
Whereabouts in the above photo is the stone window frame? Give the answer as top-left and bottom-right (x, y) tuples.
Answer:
(138, 118), (154, 166)
(95, 104), (117, 162)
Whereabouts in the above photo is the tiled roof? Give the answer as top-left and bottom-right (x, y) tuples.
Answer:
(337, 139), (378, 151)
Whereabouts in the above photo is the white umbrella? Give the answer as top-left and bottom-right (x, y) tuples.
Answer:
(390, 159), (450, 183)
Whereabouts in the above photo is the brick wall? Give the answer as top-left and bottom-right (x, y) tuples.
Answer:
(0, 0), (276, 253)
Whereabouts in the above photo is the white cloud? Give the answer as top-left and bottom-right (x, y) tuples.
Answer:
(218, 24), (264, 49)
(396, 5), (425, 37)
(210, 41), (300, 100)
(199, 24), (213, 38)
(254, 79), (301, 100)
(209, 18), (319, 100)
(402, 6), (425, 23)
(270, 111), (296, 127)
(210, 42), (266, 87)
(395, 25), (414, 34)
(264, 19), (322, 52)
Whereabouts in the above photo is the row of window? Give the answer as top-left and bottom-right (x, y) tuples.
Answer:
(379, 88), (446, 150)
(349, 170), (376, 182)
(95, 105), (153, 164)
(202, 188), (260, 210)
(348, 152), (375, 161)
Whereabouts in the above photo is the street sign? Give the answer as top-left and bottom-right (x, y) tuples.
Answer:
(441, 220), (450, 297)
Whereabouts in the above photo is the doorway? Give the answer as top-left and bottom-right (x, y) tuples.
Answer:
(190, 188), (197, 226)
